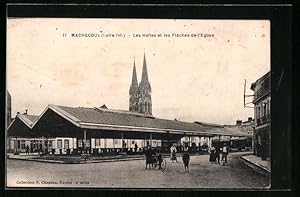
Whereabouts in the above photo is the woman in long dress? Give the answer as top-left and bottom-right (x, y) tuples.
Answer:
(170, 144), (178, 163)
(209, 146), (216, 164)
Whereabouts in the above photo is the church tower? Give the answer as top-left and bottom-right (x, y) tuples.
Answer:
(129, 58), (140, 112)
(138, 52), (152, 115)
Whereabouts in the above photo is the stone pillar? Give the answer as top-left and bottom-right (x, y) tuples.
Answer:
(15, 137), (18, 153)
(121, 132), (124, 151)
(150, 133), (153, 147)
(42, 136), (44, 153)
(83, 129), (86, 153)
(208, 137), (212, 148)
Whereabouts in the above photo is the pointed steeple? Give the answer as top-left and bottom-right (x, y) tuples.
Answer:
(129, 57), (140, 112)
(138, 51), (152, 115)
(129, 57), (138, 95)
(141, 52), (149, 83)
(131, 57), (138, 87)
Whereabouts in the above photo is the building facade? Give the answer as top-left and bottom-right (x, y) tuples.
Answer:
(251, 72), (271, 160)
(129, 53), (152, 115)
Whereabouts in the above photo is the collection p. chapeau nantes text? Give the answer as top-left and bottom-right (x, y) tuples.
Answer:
(15, 180), (89, 185)
(62, 32), (215, 38)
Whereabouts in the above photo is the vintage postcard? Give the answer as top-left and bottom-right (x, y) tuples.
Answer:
(6, 18), (270, 189)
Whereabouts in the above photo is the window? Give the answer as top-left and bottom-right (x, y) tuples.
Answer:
(64, 139), (69, 149)
(78, 140), (83, 148)
(257, 106), (261, 119)
(57, 140), (62, 148)
(95, 139), (100, 146)
(104, 139), (107, 148)
(21, 140), (25, 149)
(114, 139), (120, 145)
(263, 103), (267, 117)
(85, 140), (90, 147)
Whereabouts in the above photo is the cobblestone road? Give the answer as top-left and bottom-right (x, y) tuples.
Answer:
(6, 152), (269, 189)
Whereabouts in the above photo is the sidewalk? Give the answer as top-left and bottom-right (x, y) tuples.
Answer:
(7, 152), (205, 164)
(241, 154), (271, 175)
(7, 153), (146, 164)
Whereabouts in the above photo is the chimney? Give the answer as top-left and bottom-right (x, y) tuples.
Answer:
(236, 120), (242, 126)
(17, 112), (20, 115)
(248, 117), (253, 122)
(25, 109), (28, 114)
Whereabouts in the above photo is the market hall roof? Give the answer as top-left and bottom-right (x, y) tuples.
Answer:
(9, 104), (251, 137)
(31, 105), (213, 136)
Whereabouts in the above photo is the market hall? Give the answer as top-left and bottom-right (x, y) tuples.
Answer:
(7, 104), (251, 156)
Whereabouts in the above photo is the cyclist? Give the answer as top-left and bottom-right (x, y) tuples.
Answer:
(156, 149), (163, 169)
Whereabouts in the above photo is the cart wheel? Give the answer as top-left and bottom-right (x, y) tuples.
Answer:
(160, 159), (167, 172)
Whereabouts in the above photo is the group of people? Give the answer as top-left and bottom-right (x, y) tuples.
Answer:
(209, 143), (229, 165)
(145, 147), (163, 170)
(145, 143), (230, 173)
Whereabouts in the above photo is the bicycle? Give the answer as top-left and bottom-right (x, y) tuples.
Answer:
(150, 155), (167, 172)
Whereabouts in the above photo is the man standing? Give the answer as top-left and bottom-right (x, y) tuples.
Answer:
(215, 143), (221, 164)
(221, 143), (229, 165)
(26, 145), (30, 155)
(145, 146), (152, 169)
(182, 147), (190, 172)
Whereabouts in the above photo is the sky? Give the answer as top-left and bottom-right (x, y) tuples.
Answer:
(7, 18), (270, 125)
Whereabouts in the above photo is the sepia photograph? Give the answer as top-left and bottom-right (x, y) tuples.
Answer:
(6, 18), (271, 189)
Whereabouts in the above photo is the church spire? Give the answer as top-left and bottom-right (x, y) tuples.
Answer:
(131, 57), (138, 87)
(138, 51), (152, 115)
(129, 57), (140, 112)
(141, 52), (149, 83)
(129, 57), (138, 94)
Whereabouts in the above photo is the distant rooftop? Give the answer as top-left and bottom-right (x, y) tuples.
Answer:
(16, 114), (39, 127)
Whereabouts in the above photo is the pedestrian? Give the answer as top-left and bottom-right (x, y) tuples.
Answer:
(26, 145), (30, 155)
(145, 146), (152, 169)
(182, 147), (190, 173)
(170, 144), (178, 163)
(134, 143), (138, 153)
(221, 143), (229, 165)
(209, 145), (216, 164)
(122, 140), (127, 149)
(151, 147), (156, 167)
(156, 149), (163, 169)
(215, 143), (221, 164)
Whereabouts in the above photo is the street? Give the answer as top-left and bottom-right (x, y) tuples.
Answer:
(6, 152), (269, 189)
